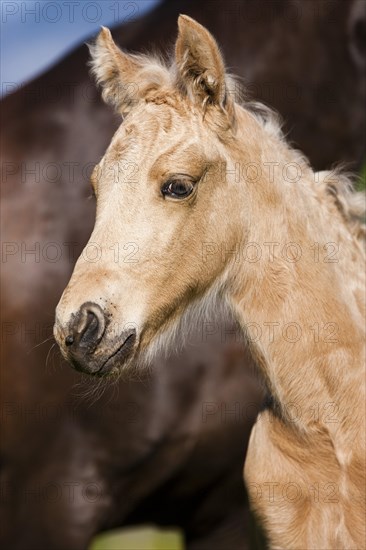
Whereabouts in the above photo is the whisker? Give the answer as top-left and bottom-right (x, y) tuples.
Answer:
(45, 342), (57, 370)
(28, 335), (55, 354)
(72, 374), (110, 405)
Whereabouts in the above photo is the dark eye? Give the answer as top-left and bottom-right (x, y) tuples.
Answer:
(161, 178), (195, 199)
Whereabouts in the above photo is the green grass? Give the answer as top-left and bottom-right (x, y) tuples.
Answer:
(357, 162), (366, 192)
(89, 526), (185, 550)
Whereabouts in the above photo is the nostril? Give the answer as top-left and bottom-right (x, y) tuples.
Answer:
(65, 335), (74, 346)
(81, 312), (98, 341)
(75, 302), (106, 347)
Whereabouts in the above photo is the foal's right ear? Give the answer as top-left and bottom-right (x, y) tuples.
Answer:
(89, 27), (140, 115)
(89, 27), (168, 116)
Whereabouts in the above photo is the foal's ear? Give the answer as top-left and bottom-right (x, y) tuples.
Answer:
(89, 27), (167, 115)
(175, 15), (233, 116)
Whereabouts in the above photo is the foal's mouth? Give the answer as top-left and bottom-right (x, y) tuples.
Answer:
(64, 329), (138, 377)
(96, 332), (137, 376)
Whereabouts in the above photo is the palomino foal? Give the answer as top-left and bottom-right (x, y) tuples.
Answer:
(54, 16), (366, 549)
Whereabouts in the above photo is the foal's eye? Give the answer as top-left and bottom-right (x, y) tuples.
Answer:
(161, 178), (195, 199)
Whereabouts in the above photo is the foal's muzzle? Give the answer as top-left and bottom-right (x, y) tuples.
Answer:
(54, 302), (136, 376)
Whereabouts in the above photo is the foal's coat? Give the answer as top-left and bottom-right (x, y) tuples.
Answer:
(55, 16), (366, 548)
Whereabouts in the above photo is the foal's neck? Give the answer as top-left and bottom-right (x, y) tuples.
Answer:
(227, 109), (365, 435)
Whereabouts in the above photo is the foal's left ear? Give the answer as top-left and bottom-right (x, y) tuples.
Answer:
(175, 15), (234, 118)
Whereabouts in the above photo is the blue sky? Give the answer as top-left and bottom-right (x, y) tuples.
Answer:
(1, 0), (159, 96)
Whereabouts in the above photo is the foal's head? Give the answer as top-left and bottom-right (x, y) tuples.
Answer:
(53, 16), (290, 375)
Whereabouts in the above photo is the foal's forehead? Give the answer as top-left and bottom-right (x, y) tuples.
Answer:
(106, 100), (203, 162)
(101, 100), (208, 181)
(121, 99), (197, 138)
